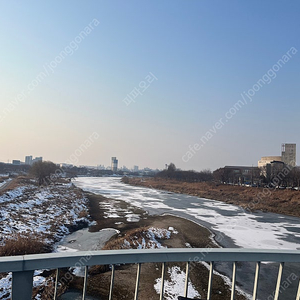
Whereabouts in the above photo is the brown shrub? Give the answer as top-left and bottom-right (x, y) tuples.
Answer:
(0, 234), (50, 256)
(102, 226), (150, 250)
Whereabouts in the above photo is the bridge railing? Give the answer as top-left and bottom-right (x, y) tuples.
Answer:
(1, 248), (300, 300)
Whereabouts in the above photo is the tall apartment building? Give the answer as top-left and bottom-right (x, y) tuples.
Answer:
(111, 157), (118, 173)
(25, 156), (33, 165)
(281, 143), (296, 167)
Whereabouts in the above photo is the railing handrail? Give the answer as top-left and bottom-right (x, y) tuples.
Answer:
(1, 248), (300, 273)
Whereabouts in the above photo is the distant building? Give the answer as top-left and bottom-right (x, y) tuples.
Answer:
(258, 156), (282, 168)
(60, 163), (73, 168)
(25, 156), (33, 165)
(32, 157), (43, 164)
(12, 160), (21, 165)
(224, 166), (260, 184)
(265, 161), (285, 182)
(281, 143), (296, 167)
(122, 166), (130, 172)
(133, 165), (139, 172)
(258, 143), (296, 169)
(111, 157), (118, 173)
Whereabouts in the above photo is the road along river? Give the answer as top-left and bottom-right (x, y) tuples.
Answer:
(74, 177), (300, 299)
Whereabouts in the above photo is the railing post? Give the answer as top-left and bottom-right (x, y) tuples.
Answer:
(207, 262), (214, 300)
(184, 261), (190, 298)
(82, 266), (88, 300)
(109, 265), (115, 300)
(296, 279), (300, 300)
(134, 263), (141, 300)
(11, 270), (34, 300)
(274, 262), (284, 300)
(54, 268), (60, 300)
(252, 262), (260, 300)
(230, 262), (237, 300)
(160, 262), (166, 300)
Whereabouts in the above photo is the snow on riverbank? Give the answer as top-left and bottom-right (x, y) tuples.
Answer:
(0, 270), (55, 300)
(0, 183), (89, 246)
(0, 182), (90, 299)
(103, 225), (203, 299)
(154, 266), (201, 300)
(121, 227), (174, 249)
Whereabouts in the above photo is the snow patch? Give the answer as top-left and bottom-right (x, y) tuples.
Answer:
(122, 227), (172, 249)
(154, 266), (201, 300)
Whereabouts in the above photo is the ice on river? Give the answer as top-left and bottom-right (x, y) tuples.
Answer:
(74, 177), (300, 250)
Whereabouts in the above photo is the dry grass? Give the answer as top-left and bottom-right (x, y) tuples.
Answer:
(102, 229), (137, 250)
(124, 177), (300, 217)
(0, 234), (50, 256)
(102, 226), (154, 250)
(0, 180), (89, 254)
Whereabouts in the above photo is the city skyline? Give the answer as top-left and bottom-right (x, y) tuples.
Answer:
(3, 142), (297, 173)
(1, 1), (299, 171)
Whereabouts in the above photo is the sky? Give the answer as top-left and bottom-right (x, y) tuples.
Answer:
(0, 1), (299, 171)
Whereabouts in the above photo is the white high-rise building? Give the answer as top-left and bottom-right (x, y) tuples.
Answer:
(111, 157), (118, 173)
(25, 156), (33, 165)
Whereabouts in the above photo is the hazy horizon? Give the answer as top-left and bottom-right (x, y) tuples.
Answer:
(1, 1), (299, 171)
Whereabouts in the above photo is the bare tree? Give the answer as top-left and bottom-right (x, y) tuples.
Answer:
(30, 161), (58, 185)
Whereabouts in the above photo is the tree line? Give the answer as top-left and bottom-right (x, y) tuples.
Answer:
(156, 163), (213, 182)
(6, 160), (300, 188)
(158, 163), (300, 188)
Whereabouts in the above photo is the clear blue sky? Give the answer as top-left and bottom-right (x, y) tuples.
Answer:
(0, 1), (299, 170)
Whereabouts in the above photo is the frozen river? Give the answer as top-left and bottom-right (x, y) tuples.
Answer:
(74, 177), (300, 250)
(74, 177), (300, 299)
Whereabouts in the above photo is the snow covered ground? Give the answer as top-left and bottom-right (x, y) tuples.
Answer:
(121, 227), (175, 249)
(75, 177), (300, 250)
(125, 227), (201, 299)
(113, 225), (250, 300)
(0, 183), (89, 245)
(0, 182), (90, 299)
(154, 266), (201, 299)
(0, 270), (55, 300)
(103, 224), (204, 300)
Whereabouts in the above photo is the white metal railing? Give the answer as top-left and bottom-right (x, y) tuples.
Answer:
(1, 248), (300, 300)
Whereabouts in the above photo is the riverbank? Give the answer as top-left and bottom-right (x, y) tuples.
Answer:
(122, 177), (300, 218)
(0, 177), (89, 255)
(0, 177), (249, 299)
(0, 177), (91, 299)
(72, 176), (300, 299)
(58, 192), (249, 300)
